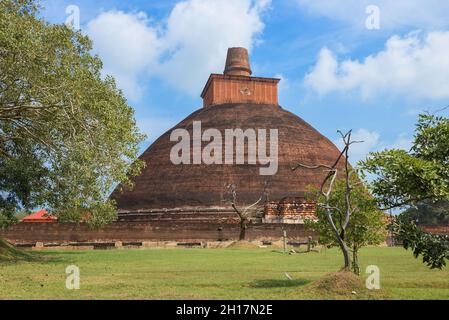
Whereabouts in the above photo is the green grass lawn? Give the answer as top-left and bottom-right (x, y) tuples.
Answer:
(1, 246), (448, 300)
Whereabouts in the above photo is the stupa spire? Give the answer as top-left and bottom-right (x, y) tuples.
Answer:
(201, 47), (280, 108)
(224, 47), (252, 77)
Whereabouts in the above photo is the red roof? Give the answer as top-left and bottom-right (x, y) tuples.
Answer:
(22, 209), (57, 223)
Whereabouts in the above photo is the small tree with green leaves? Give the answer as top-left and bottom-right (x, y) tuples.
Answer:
(293, 131), (360, 271)
(305, 179), (387, 275)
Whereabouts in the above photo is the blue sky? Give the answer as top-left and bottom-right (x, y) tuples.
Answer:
(40, 0), (449, 163)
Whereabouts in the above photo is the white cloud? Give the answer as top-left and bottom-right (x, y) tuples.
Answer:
(85, 0), (270, 100)
(158, 0), (270, 94)
(335, 129), (414, 164)
(86, 11), (161, 101)
(305, 31), (449, 99)
(387, 134), (413, 151)
(335, 129), (380, 163)
(304, 48), (339, 95)
(297, 0), (449, 30)
(137, 117), (178, 143)
(274, 74), (290, 91)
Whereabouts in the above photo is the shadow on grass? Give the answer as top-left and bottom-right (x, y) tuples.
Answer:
(1, 238), (88, 265)
(39, 251), (87, 256)
(29, 250), (88, 264)
(250, 279), (311, 288)
(271, 250), (321, 255)
(0, 250), (69, 265)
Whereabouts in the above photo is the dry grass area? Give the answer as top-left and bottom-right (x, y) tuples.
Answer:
(306, 271), (383, 298)
(227, 241), (261, 249)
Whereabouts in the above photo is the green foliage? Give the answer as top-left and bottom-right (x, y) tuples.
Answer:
(360, 114), (449, 209)
(401, 199), (449, 225)
(361, 112), (449, 269)
(305, 179), (387, 274)
(0, 0), (145, 227)
(391, 215), (449, 269)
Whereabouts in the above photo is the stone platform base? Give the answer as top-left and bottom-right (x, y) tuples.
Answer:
(0, 220), (315, 248)
(26, 240), (241, 251)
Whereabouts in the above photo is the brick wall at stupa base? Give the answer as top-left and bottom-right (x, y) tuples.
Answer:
(0, 220), (316, 247)
(263, 198), (317, 224)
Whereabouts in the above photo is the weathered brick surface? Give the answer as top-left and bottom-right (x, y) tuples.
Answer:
(421, 225), (449, 235)
(223, 47), (252, 77)
(264, 198), (317, 222)
(0, 221), (315, 245)
(110, 103), (346, 212)
(110, 47), (346, 215)
(201, 74), (280, 108)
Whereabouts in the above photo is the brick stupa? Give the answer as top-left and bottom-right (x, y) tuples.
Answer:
(0, 48), (348, 246)
(111, 48), (344, 224)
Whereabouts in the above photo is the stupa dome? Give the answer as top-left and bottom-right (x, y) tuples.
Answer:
(111, 48), (344, 213)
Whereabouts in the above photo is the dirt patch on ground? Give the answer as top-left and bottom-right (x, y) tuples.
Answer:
(308, 271), (365, 296)
(227, 241), (260, 249)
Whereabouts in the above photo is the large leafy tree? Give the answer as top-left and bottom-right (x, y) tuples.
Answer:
(0, 0), (145, 227)
(306, 179), (387, 275)
(361, 113), (449, 209)
(361, 112), (449, 268)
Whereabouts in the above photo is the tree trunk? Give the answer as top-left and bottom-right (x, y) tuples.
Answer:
(283, 230), (287, 253)
(326, 209), (351, 270)
(352, 247), (360, 275)
(239, 220), (247, 241)
(340, 241), (351, 271)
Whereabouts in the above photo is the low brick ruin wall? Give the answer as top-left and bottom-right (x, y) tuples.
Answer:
(0, 221), (315, 246)
(421, 225), (449, 236)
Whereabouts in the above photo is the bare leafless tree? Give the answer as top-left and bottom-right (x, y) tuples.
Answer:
(292, 130), (362, 270)
(227, 182), (269, 241)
